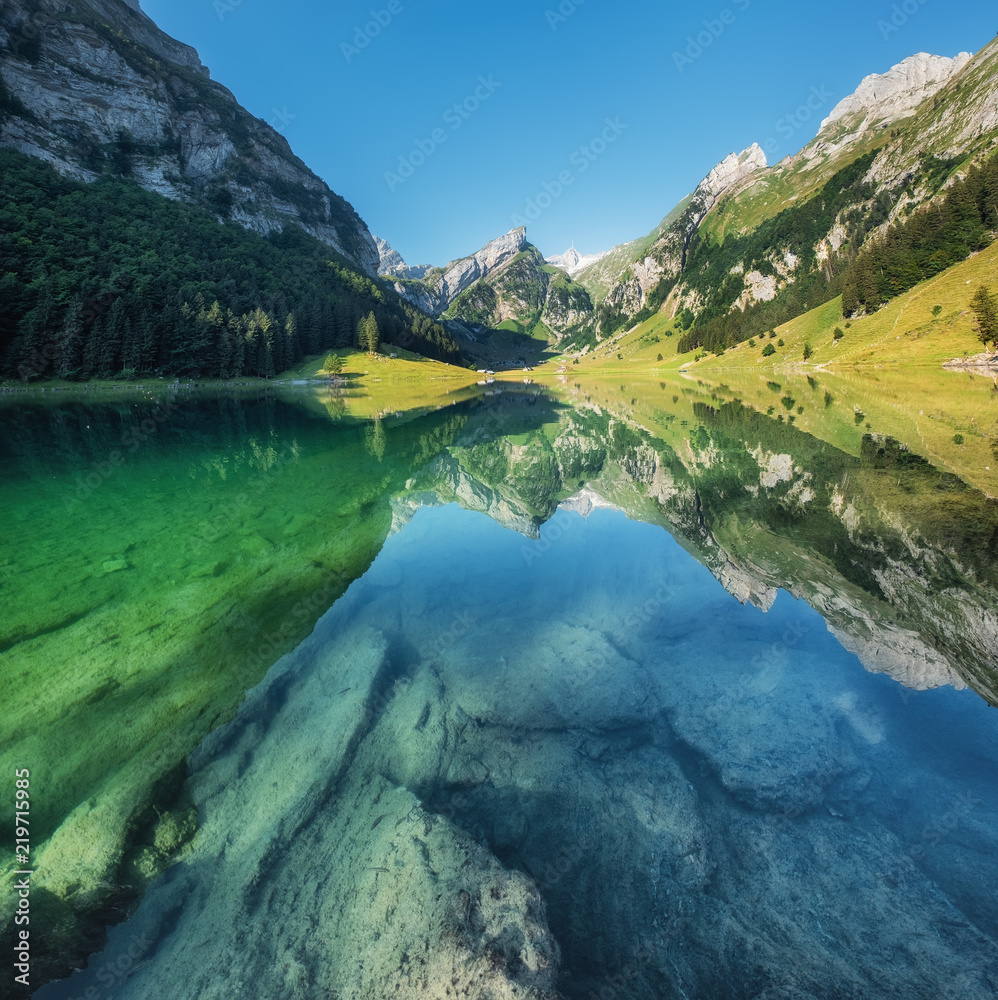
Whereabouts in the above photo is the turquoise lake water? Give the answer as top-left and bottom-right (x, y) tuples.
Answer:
(3, 382), (997, 1000)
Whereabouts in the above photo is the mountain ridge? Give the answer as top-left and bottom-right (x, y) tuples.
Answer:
(0, 0), (379, 274)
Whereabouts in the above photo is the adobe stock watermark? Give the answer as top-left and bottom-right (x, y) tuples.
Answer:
(267, 106), (297, 134)
(546, 0), (589, 31)
(673, 0), (751, 73)
(759, 85), (834, 161)
(214, 0), (247, 22)
(385, 76), (502, 191)
(511, 117), (628, 226)
(341, 1), (406, 63)
(877, 0), (930, 41)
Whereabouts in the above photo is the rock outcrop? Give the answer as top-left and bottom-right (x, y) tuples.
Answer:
(694, 142), (769, 217)
(375, 235), (436, 280)
(393, 227), (532, 317)
(0, 0), (379, 273)
(820, 52), (973, 132)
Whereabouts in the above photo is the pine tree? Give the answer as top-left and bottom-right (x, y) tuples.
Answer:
(971, 286), (998, 352)
(55, 297), (85, 379)
(120, 318), (140, 374)
(97, 298), (127, 375)
(319, 352), (344, 378)
(283, 312), (300, 371)
(359, 311), (380, 354)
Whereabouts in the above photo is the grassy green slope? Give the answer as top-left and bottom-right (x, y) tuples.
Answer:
(694, 240), (998, 372)
(564, 239), (998, 379)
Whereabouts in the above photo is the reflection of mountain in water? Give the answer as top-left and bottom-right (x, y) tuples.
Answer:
(54, 497), (998, 1000)
(9, 381), (998, 994)
(395, 388), (998, 704)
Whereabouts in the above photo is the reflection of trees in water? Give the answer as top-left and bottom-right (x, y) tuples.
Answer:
(364, 419), (386, 462)
(318, 390), (347, 422)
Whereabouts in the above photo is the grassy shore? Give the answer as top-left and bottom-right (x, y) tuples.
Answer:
(558, 240), (998, 377)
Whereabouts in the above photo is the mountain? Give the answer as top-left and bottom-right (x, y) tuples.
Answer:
(0, 0), (469, 379)
(374, 236), (435, 280)
(569, 41), (998, 358)
(819, 51), (973, 135)
(390, 227), (533, 317)
(0, 0), (378, 274)
(544, 246), (608, 276)
(576, 143), (769, 320)
(388, 227), (595, 361)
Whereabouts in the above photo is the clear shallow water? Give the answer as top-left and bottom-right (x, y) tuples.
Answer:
(35, 504), (998, 1000)
(3, 380), (998, 1000)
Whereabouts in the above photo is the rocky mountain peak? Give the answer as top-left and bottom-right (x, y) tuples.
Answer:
(0, 0), (379, 274)
(478, 226), (530, 260)
(820, 51), (972, 131)
(545, 246), (609, 277)
(697, 143), (768, 204)
(392, 227), (533, 317)
(374, 236), (435, 280)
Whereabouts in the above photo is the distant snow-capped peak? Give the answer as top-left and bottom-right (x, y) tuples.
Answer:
(545, 246), (608, 276)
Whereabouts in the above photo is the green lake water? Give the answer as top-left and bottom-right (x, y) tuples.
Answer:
(2, 372), (997, 1000)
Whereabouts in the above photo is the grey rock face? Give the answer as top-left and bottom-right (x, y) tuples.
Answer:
(0, 0), (379, 274)
(820, 52), (973, 132)
(101, 623), (563, 1000)
(375, 235), (436, 280)
(393, 227), (531, 317)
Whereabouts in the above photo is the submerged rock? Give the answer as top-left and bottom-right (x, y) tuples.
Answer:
(53, 508), (998, 1000)
(101, 623), (562, 1000)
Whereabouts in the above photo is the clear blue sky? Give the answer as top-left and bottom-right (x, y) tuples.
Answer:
(142, 0), (993, 266)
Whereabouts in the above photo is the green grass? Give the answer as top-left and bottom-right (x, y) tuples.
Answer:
(542, 239), (998, 381)
(280, 347), (483, 418)
(686, 239), (998, 374)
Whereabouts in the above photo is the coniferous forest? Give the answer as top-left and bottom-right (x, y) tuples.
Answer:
(0, 149), (463, 381)
(840, 153), (998, 315)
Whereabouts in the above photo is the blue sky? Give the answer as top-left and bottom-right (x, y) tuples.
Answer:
(142, 0), (993, 266)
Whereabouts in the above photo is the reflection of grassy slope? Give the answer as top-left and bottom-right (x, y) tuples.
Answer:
(688, 366), (998, 498)
(0, 393), (472, 982)
(550, 378), (998, 699)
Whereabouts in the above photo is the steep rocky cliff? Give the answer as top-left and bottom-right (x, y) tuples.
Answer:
(392, 228), (534, 317)
(0, 0), (379, 273)
(571, 42), (998, 344)
(819, 51), (973, 135)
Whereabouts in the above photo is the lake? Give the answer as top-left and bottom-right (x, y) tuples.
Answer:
(3, 370), (997, 1000)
